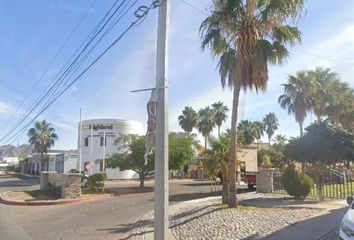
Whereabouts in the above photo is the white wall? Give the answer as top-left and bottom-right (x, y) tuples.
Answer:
(78, 119), (145, 179)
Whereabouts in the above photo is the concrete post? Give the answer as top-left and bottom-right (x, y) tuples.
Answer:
(256, 168), (275, 193)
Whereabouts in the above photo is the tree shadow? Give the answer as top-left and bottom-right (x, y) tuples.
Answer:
(261, 206), (347, 240)
(0, 176), (39, 188)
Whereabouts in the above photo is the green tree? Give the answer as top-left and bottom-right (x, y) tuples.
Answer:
(278, 71), (315, 136)
(253, 121), (265, 149)
(211, 101), (229, 138)
(200, 0), (303, 207)
(273, 134), (287, 146)
(209, 132), (230, 204)
(106, 135), (154, 188)
(27, 120), (58, 172)
(257, 148), (286, 169)
(237, 120), (257, 145)
(307, 67), (339, 121)
(197, 107), (216, 151)
(178, 106), (199, 136)
(169, 133), (195, 171)
(263, 112), (279, 147)
(285, 121), (354, 200)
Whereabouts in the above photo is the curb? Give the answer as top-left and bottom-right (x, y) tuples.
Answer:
(0, 191), (112, 206)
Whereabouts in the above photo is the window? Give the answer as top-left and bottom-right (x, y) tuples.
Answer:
(100, 136), (107, 146)
(84, 137), (89, 147)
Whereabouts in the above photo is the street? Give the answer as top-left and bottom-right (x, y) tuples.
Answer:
(0, 175), (246, 240)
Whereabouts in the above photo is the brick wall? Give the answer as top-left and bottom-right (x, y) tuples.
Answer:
(41, 172), (81, 198)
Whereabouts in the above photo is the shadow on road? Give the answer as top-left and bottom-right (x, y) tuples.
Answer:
(0, 175), (39, 188)
(170, 187), (254, 202)
(262, 206), (348, 240)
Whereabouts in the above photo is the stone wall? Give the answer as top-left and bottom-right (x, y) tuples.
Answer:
(256, 168), (274, 193)
(40, 172), (81, 198)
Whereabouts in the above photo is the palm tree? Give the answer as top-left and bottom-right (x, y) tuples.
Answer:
(273, 134), (287, 146)
(212, 101), (229, 138)
(209, 132), (230, 204)
(263, 113), (279, 147)
(28, 120), (58, 172)
(253, 121), (265, 149)
(237, 120), (257, 145)
(178, 106), (199, 136)
(326, 81), (354, 127)
(308, 67), (339, 121)
(200, 0), (303, 207)
(197, 107), (216, 151)
(278, 71), (314, 136)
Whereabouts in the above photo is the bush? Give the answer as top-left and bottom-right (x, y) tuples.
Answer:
(87, 172), (107, 192)
(281, 165), (313, 198)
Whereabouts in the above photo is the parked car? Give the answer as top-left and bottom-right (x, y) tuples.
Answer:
(339, 196), (354, 239)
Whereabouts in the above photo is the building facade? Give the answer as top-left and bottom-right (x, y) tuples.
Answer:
(78, 119), (144, 179)
(22, 150), (77, 175)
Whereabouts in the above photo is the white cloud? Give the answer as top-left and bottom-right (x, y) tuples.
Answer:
(0, 101), (11, 114)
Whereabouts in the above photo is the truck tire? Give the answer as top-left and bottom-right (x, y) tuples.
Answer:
(248, 184), (255, 189)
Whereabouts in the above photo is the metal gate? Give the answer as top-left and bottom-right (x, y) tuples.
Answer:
(272, 169), (354, 199)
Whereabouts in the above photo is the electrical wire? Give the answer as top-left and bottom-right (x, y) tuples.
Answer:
(0, 0), (128, 144)
(2, 0), (160, 145)
(0, 0), (97, 135)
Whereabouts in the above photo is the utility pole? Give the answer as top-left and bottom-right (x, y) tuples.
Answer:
(154, 0), (170, 239)
(79, 108), (83, 174)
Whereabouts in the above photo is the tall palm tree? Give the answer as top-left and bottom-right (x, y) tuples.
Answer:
(308, 67), (338, 121)
(28, 120), (58, 172)
(209, 132), (230, 204)
(178, 106), (199, 136)
(278, 71), (314, 136)
(263, 113), (279, 147)
(212, 101), (229, 138)
(237, 120), (257, 145)
(326, 81), (354, 127)
(253, 121), (265, 149)
(200, 0), (303, 207)
(197, 107), (216, 151)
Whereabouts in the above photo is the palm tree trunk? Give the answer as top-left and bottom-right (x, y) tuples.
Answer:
(228, 83), (241, 208)
(268, 136), (271, 148)
(221, 164), (229, 204)
(299, 121), (303, 137)
(218, 126), (221, 139)
(40, 152), (44, 173)
(299, 121), (305, 172)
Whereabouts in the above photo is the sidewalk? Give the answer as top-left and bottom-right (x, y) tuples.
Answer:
(131, 194), (348, 240)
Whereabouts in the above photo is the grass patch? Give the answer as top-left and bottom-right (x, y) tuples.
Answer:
(81, 188), (113, 196)
(24, 190), (60, 200)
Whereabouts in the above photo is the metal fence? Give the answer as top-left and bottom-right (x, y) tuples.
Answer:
(272, 169), (354, 199)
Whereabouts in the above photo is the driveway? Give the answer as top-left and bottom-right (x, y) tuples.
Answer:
(0, 175), (248, 240)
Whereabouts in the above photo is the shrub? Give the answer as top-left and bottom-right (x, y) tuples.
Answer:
(281, 165), (313, 198)
(87, 172), (107, 192)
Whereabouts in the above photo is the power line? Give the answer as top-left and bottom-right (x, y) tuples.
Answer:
(297, 47), (354, 64)
(45, 0), (140, 109)
(0, 0), (129, 144)
(3, 0), (160, 145)
(0, 0), (97, 134)
(179, 0), (208, 15)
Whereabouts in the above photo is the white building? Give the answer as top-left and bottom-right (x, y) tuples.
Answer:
(22, 150), (77, 175)
(78, 119), (145, 179)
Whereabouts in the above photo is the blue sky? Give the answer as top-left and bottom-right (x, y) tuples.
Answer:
(0, 0), (354, 150)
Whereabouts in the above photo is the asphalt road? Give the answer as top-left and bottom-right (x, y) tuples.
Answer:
(0, 175), (248, 240)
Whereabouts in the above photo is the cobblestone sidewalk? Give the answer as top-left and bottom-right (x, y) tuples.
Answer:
(125, 193), (346, 240)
